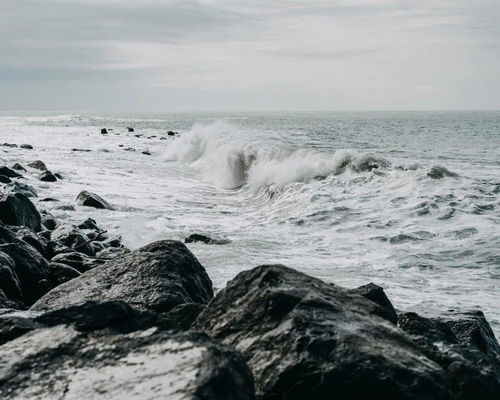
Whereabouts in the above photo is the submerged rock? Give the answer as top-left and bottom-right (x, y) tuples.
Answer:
(194, 264), (499, 400)
(0, 324), (254, 400)
(20, 144), (33, 149)
(0, 192), (41, 232)
(76, 190), (114, 210)
(32, 240), (214, 313)
(427, 165), (459, 179)
(185, 233), (231, 245)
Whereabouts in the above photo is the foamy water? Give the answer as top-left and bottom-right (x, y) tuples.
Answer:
(1, 111), (499, 334)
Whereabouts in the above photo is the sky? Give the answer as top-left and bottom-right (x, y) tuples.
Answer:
(1, 0), (500, 112)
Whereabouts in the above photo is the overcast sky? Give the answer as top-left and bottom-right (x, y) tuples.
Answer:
(1, 0), (499, 111)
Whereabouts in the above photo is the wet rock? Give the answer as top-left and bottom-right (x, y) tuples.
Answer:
(39, 197), (59, 202)
(54, 173), (63, 180)
(32, 240), (214, 313)
(44, 240), (74, 260)
(101, 128), (108, 134)
(185, 233), (231, 245)
(428, 166), (459, 179)
(76, 190), (114, 210)
(20, 144), (33, 149)
(49, 262), (81, 285)
(159, 302), (205, 331)
(0, 325), (254, 400)
(50, 252), (103, 273)
(10, 163), (26, 172)
(40, 211), (58, 231)
(55, 204), (75, 211)
(27, 160), (47, 171)
(127, 127), (134, 132)
(50, 225), (95, 256)
(1, 143), (17, 148)
(0, 252), (23, 305)
(0, 166), (22, 179)
(77, 217), (101, 231)
(71, 148), (91, 152)
(0, 290), (22, 310)
(5, 181), (37, 198)
(9, 226), (47, 255)
(194, 264), (459, 400)
(0, 192), (41, 231)
(0, 310), (41, 345)
(350, 282), (398, 324)
(38, 170), (58, 182)
(167, 130), (176, 136)
(96, 247), (130, 259)
(142, 150), (151, 155)
(0, 176), (11, 184)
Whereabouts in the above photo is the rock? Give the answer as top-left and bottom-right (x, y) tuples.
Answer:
(10, 163), (26, 172)
(158, 302), (205, 331)
(77, 217), (101, 231)
(49, 262), (81, 285)
(0, 192), (41, 231)
(9, 226), (47, 255)
(50, 252), (103, 273)
(0, 176), (11, 184)
(185, 233), (231, 245)
(350, 282), (398, 324)
(127, 127), (134, 132)
(41, 211), (58, 231)
(1, 143), (17, 148)
(0, 166), (22, 179)
(32, 240), (214, 313)
(5, 181), (37, 198)
(27, 160), (47, 171)
(428, 166), (459, 179)
(0, 325), (254, 400)
(194, 264), (483, 400)
(76, 190), (114, 210)
(101, 128), (108, 134)
(0, 252), (23, 305)
(0, 291), (22, 309)
(0, 231), (52, 306)
(142, 150), (151, 155)
(44, 240), (73, 260)
(20, 144), (33, 149)
(38, 170), (58, 182)
(54, 173), (63, 180)
(71, 148), (91, 152)
(55, 204), (75, 211)
(39, 197), (59, 202)
(167, 130), (176, 136)
(95, 247), (130, 259)
(50, 225), (95, 256)
(0, 310), (41, 345)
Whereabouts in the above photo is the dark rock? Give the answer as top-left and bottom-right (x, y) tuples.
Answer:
(77, 217), (101, 231)
(54, 173), (63, 180)
(124, 147), (136, 151)
(0, 325), (254, 400)
(350, 282), (398, 324)
(0, 192), (41, 231)
(101, 128), (108, 134)
(103, 236), (124, 248)
(41, 212), (58, 231)
(96, 247), (130, 259)
(76, 190), (114, 210)
(158, 302), (205, 331)
(0, 252), (23, 304)
(44, 240), (74, 260)
(50, 252), (103, 273)
(5, 181), (37, 197)
(55, 204), (75, 211)
(38, 170), (58, 182)
(71, 148), (91, 152)
(50, 225), (95, 256)
(0, 290), (22, 309)
(428, 166), (459, 179)
(9, 226), (47, 255)
(0, 175), (11, 184)
(1, 143), (17, 148)
(39, 197), (59, 202)
(20, 144), (33, 149)
(142, 150), (151, 155)
(10, 163), (26, 172)
(32, 240), (214, 313)
(167, 130), (176, 136)
(27, 160), (47, 171)
(0, 311), (41, 345)
(194, 264), (470, 400)
(49, 262), (81, 285)
(127, 127), (134, 132)
(0, 166), (22, 178)
(89, 241), (106, 254)
(185, 233), (231, 245)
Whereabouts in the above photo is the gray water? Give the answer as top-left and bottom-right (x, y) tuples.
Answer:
(1, 111), (499, 334)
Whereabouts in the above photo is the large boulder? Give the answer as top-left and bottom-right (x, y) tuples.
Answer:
(194, 264), (499, 400)
(32, 240), (214, 313)
(0, 192), (41, 231)
(0, 325), (254, 400)
(76, 190), (114, 210)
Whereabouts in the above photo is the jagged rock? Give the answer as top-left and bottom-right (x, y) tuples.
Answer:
(101, 128), (108, 134)
(194, 264), (499, 400)
(0, 324), (254, 400)
(10, 163), (26, 172)
(77, 217), (101, 231)
(32, 240), (214, 313)
(0, 192), (41, 231)
(350, 282), (398, 324)
(185, 233), (231, 245)
(0, 252), (23, 305)
(20, 144), (33, 149)
(5, 181), (37, 198)
(38, 170), (57, 182)
(0, 291), (22, 309)
(50, 225), (95, 256)
(50, 252), (103, 273)
(49, 262), (81, 285)
(76, 190), (114, 210)
(27, 160), (47, 171)
(0, 166), (22, 179)
(9, 226), (47, 255)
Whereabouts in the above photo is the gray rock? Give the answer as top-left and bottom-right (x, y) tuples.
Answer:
(5, 181), (37, 198)
(49, 262), (81, 285)
(50, 225), (94, 256)
(27, 160), (47, 171)
(32, 240), (214, 313)
(50, 252), (103, 273)
(76, 190), (114, 210)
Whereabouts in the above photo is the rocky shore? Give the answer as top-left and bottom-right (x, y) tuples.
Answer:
(0, 145), (499, 399)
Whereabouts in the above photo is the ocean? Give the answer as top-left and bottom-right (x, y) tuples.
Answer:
(1, 110), (499, 334)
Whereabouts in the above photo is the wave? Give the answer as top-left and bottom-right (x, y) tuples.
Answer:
(164, 121), (390, 189)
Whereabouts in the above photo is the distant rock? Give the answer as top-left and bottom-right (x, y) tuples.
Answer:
(71, 148), (91, 152)
(76, 190), (114, 210)
(39, 197), (59, 202)
(185, 233), (231, 245)
(127, 127), (134, 132)
(32, 240), (214, 313)
(427, 165), (459, 179)
(1, 143), (17, 148)
(20, 144), (33, 149)
(27, 160), (48, 171)
(78, 217), (101, 231)
(101, 128), (108, 134)
(0, 192), (41, 231)
(142, 150), (151, 155)
(38, 170), (58, 182)
(10, 163), (26, 172)
(167, 130), (176, 136)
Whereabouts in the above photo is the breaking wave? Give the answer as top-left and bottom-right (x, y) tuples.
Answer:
(165, 121), (390, 189)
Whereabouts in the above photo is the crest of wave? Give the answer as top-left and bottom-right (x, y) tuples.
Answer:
(164, 120), (389, 190)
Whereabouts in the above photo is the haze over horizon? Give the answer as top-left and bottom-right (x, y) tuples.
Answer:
(2, 0), (500, 112)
